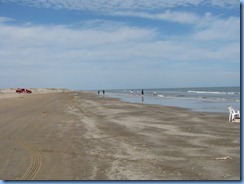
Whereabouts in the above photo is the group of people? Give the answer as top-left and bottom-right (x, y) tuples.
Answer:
(130, 89), (157, 96)
(97, 90), (105, 95)
(130, 89), (144, 96)
(98, 89), (157, 102)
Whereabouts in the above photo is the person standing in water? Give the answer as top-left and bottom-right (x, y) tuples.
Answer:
(141, 89), (144, 101)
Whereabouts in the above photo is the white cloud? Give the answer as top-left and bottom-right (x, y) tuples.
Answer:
(0, 21), (158, 66)
(111, 10), (199, 24)
(193, 14), (239, 41)
(204, 0), (240, 8)
(1, 0), (239, 11)
(0, 16), (15, 23)
(0, 17), (239, 67)
(0, 6), (240, 89)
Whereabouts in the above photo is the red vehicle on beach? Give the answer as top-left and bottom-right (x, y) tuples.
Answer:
(16, 88), (32, 94)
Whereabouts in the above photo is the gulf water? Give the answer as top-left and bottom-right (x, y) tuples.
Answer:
(104, 87), (240, 113)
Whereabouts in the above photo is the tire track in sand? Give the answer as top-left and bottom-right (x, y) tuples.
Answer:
(0, 136), (42, 180)
(18, 141), (42, 180)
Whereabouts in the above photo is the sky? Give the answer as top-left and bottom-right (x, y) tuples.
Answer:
(0, 0), (240, 90)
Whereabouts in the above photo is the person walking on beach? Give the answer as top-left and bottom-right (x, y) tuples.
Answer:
(98, 90), (100, 95)
(103, 90), (105, 95)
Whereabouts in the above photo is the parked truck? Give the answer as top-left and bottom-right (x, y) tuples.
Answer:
(16, 88), (32, 94)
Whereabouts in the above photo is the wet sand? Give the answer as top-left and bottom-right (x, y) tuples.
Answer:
(0, 91), (240, 180)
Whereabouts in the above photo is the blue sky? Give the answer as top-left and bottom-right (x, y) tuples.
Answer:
(0, 0), (240, 90)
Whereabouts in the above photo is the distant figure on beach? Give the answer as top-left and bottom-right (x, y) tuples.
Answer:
(103, 90), (105, 95)
(141, 89), (144, 96)
(153, 91), (157, 96)
(98, 90), (100, 95)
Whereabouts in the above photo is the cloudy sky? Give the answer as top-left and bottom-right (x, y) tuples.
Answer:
(0, 0), (240, 90)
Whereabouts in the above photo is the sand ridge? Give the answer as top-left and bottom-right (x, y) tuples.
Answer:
(0, 88), (69, 99)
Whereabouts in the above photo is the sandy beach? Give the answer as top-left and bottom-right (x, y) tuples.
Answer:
(0, 90), (240, 180)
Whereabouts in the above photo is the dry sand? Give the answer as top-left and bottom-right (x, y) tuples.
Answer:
(0, 91), (240, 180)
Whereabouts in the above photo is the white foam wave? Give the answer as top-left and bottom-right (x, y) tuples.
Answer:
(188, 90), (239, 95)
(158, 95), (230, 102)
(157, 95), (165, 98)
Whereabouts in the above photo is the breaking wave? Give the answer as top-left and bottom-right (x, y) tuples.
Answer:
(188, 91), (239, 95)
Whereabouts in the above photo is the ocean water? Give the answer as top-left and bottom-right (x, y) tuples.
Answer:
(103, 87), (240, 113)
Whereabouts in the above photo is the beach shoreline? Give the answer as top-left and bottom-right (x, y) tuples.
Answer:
(0, 90), (240, 180)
